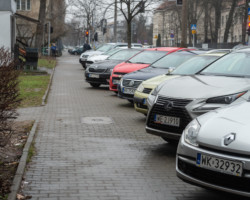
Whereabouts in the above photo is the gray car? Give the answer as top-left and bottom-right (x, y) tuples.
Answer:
(176, 100), (250, 197)
(146, 48), (250, 142)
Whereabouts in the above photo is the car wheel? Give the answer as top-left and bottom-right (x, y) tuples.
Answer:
(90, 83), (100, 88)
(127, 99), (133, 103)
(82, 63), (86, 69)
(161, 137), (178, 144)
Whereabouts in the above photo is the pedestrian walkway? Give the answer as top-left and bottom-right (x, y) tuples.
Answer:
(18, 52), (240, 200)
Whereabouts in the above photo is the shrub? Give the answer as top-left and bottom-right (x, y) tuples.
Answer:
(0, 48), (21, 147)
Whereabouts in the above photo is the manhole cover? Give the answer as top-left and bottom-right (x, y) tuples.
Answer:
(81, 117), (113, 124)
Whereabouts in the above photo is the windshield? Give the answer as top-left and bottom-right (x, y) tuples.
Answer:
(151, 53), (195, 69)
(96, 44), (115, 52)
(201, 52), (250, 77)
(108, 49), (141, 61)
(172, 55), (220, 75)
(102, 48), (122, 56)
(128, 51), (167, 64)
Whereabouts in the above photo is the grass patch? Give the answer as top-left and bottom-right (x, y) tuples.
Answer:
(18, 75), (50, 107)
(27, 141), (36, 163)
(38, 58), (56, 69)
(0, 195), (8, 200)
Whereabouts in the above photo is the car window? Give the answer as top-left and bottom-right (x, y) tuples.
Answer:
(128, 51), (167, 64)
(151, 53), (195, 69)
(108, 49), (141, 61)
(201, 52), (250, 77)
(172, 56), (220, 75)
(97, 44), (115, 52)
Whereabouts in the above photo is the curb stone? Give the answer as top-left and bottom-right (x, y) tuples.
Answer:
(7, 120), (39, 200)
(42, 66), (55, 106)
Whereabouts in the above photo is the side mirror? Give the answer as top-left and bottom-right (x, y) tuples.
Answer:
(167, 67), (175, 74)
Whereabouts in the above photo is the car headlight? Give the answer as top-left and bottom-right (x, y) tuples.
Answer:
(184, 119), (200, 147)
(206, 92), (246, 104)
(137, 83), (144, 93)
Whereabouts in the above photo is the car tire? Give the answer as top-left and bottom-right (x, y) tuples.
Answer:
(90, 83), (100, 88)
(161, 137), (178, 144)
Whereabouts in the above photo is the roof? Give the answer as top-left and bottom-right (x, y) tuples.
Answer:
(156, 1), (176, 11)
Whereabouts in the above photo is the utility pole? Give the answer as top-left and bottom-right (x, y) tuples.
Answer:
(48, 21), (51, 56)
(180, 0), (187, 47)
(114, 0), (117, 42)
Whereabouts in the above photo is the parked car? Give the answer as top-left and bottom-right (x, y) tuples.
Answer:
(177, 100), (250, 197)
(133, 52), (226, 115)
(109, 47), (183, 93)
(70, 46), (84, 55)
(145, 48), (250, 143)
(85, 48), (143, 87)
(79, 43), (142, 69)
(117, 50), (204, 102)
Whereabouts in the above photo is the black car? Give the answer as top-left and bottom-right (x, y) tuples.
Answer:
(85, 48), (143, 87)
(117, 50), (205, 101)
(70, 47), (85, 55)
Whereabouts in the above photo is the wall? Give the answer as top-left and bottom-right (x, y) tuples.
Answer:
(0, 11), (12, 49)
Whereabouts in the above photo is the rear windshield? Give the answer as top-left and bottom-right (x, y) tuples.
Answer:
(151, 53), (195, 69)
(108, 49), (142, 61)
(172, 55), (220, 75)
(128, 51), (167, 64)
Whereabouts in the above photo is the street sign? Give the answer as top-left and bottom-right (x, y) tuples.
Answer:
(191, 24), (197, 30)
(248, 8), (250, 15)
(192, 30), (196, 34)
(170, 33), (174, 38)
(154, 35), (158, 39)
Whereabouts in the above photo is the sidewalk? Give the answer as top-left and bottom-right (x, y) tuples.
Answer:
(16, 52), (232, 200)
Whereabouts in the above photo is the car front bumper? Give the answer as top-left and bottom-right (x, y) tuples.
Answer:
(176, 136), (250, 197)
(85, 72), (110, 85)
(133, 91), (149, 114)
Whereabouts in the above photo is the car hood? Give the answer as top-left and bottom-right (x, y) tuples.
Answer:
(81, 50), (102, 57)
(123, 67), (170, 81)
(88, 55), (109, 62)
(158, 75), (250, 99)
(90, 60), (124, 69)
(142, 74), (180, 89)
(197, 102), (250, 155)
(113, 63), (150, 73)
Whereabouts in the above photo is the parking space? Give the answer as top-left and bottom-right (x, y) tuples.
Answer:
(20, 53), (246, 200)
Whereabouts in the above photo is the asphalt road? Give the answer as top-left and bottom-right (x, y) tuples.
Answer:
(18, 52), (248, 200)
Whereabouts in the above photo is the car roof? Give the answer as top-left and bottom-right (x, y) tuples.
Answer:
(144, 47), (182, 52)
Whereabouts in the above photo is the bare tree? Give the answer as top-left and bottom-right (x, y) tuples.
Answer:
(0, 48), (21, 147)
(223, 0), (238, 42)
(35, 0), (47, 52)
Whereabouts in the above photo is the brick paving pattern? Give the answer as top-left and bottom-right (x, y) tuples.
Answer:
(18, 52), (246, 200)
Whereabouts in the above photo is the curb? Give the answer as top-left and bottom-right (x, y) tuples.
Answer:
(42, 66), (55, 106)
(8, 120), (39, 200)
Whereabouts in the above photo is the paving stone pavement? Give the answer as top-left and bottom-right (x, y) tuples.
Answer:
(17, 52), (246, 200)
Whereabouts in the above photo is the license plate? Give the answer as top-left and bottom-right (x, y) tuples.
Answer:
(113, 79), (120, 85)
(154, 114), (180, 127)
(123, 87), (135, 95)
(143, 98), (146, 105)
(196, 153), (243, 177)
(89, 74), (99, 78)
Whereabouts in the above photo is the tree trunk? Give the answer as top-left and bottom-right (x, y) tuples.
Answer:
(35, 0), (47, 53)
(242, 0), (249, 44)
(127, 19), (132, 48)
(223, 0), (237, 43)
(181, 0), (188, 47)
(213, 1), (222, 44)
(204, 0), (208, 42)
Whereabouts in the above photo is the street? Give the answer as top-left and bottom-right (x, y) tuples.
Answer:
(17, 52), (245, 200)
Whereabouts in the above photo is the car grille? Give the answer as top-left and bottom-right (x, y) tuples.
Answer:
(143, 88), (152, 94)
(86, 61), (94, 64)
(82, 55), (88, 58)
(114, 72), (127, 75)
(178, 158), (250, 193)
(147, 96), (192, 134)
(122, 79), (142, 88)
(89, 68), (106, 73)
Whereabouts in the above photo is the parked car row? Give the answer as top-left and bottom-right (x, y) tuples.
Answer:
(80, 44), (250, 197)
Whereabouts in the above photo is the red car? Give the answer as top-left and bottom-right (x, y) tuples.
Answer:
(109, 47), (183, 92)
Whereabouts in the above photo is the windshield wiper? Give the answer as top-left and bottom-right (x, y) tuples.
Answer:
(199, 73), (246, 78)
(126, 60), (131, 63)
(135, 62), (146, 64)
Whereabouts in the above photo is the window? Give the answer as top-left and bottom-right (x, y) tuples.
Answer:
(17, 0), (31, 11)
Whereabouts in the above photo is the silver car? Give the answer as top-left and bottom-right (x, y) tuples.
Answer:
(176, 101), (250, 197)
(146, 48), (250, 142)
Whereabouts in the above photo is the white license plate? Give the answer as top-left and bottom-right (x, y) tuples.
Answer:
(154, 114), (180, 127)
(89, 74), (99, 78)
(196, 153), (243, 177)
(113, 79), (120, 85)
(123, 87), (135, 95)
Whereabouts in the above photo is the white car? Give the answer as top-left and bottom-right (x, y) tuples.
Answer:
(177, 100), (250, 197)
